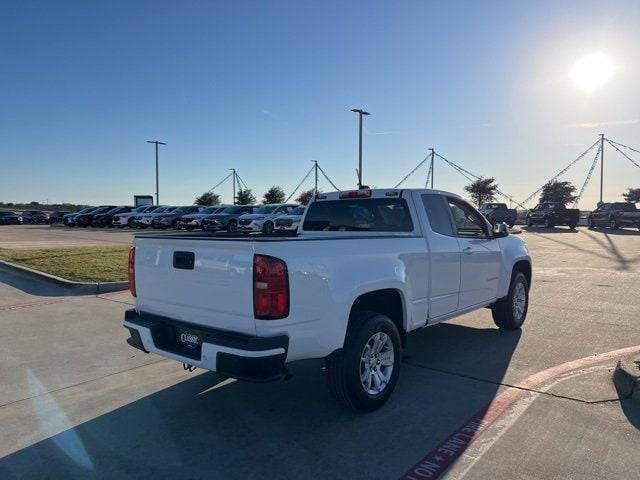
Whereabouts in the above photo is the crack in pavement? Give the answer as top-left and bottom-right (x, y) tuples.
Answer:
(403, 360), (624, 405)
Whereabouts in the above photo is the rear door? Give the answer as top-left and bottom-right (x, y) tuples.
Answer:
(445, 197), (501, 309)
(414, 193), (461, 320)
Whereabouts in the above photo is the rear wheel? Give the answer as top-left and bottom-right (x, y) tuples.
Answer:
(544, 217), (554, 229)
(228, 220), (238, 233)
(491, 271), (529, 330)
(569, 224), (576, 230)
(588, 217), (595, 229)
(526, 216), (532, 227)
(325, 312), (401, 412)
(262, 221), (274, 234)
(127, 218), (135, 228)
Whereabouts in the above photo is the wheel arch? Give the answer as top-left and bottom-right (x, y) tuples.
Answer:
(347, 288), (407, 348)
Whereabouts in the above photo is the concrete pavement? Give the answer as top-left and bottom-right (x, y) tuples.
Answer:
(0, 228), (639, 479)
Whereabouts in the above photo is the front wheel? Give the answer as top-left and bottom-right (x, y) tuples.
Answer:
(609, 218), (618, 230)
(227, 220), (238, 233)
(491, 271), (529, 330)
(588, 217), (595, 229)
(325, 312), (401, 412)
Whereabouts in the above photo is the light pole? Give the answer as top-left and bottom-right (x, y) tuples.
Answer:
(230, 168), (237, 205)
(350, 108), (370, 188)
(311, 160), (318, 196)
(147, 140), (166, 204)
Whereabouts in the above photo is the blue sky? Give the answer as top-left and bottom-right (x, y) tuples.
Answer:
(2, 0), (639, 207)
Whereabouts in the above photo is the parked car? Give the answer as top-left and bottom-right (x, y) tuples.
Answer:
(92, 206), (133, 227)
(132, 206), (176, 228)
(113, 205), (160, 228)
(588, 202), (640, 230)
(63, 207), (97, 227)
(48, 211), (71, 224)
(274, 205), (307, 232)
(124, 188), (531, 411)
(75, 206), (117, 227)
(151, 206), (204, 230)
(175, 205), (232, 231)
(201, 205), (256, 232)
(238, 204), (300, 234)
(20, 210), (48, 224)
(526, 202), (579, 229)
(479, 203), (517, 227)
(0, 211), (22, 225)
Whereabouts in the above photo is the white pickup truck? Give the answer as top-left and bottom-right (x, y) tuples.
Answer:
(124, 189), (531, 411)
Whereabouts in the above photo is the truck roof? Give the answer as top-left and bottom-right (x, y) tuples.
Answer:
(313, 188), (462, 201)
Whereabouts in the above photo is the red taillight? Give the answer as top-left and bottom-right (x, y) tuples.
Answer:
(253, 254), (289, 319)
(339, 189), (372, 199)
(128, 247), (136, 297)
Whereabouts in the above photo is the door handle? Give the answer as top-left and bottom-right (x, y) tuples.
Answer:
(462, 247), (473, 255)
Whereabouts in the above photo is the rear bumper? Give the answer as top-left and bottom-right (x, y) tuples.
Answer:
(123, 309), (288, 382)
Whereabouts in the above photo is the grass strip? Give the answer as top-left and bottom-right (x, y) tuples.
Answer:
(0, 246), (130, 282)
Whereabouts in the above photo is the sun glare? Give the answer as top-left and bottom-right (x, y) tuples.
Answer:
(570, 52), (614, 93)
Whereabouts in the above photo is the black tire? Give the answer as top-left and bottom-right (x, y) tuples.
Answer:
(128, 218), (135, 228)
(569, 224), (576, 230)
(325, 312), (402, 412)
(491, 271), (529, 330)
(228, 220), (238, 233)
(263, 221), (274, 235)
(185, 226), (194, 231)
(609, 217), (618, 230)
(526, 216), (532, 227)
(588, 217), (595, 229)
(544, 217), (554, 229)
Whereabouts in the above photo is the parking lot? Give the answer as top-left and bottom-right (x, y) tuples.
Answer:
(1, 227), (639, 479)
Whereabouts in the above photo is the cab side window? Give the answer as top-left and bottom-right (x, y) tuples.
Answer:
(446, 198), (488, 238)
(421, 194), (454, 236)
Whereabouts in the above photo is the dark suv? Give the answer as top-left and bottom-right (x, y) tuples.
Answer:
(201, 205), (256, 232)
(75, 206), (117, 227)
(92, 206), (133, 227)
(48, 211), (71, 224)
(0, 211), (22, 225)
(20, 210), (49, 224)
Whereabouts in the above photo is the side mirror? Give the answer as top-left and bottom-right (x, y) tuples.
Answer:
(492, 222), (509, 238)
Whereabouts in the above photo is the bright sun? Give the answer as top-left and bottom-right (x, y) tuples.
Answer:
(570, 53), (614, 93)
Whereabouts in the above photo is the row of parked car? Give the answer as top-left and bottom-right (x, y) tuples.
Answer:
(478, 201), (640, 230)
(55, 203), (308, 233)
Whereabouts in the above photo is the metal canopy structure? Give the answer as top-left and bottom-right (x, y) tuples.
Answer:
(395, 135), (640, 209)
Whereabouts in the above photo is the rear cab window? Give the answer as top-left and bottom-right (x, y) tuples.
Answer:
(303, 198), (414, 232)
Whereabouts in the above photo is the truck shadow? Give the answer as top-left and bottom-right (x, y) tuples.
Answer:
(0, 323), (520, 480)
(521, 226), (578, 234)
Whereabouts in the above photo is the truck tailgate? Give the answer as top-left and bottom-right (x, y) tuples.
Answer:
(134, 237), (257, 335)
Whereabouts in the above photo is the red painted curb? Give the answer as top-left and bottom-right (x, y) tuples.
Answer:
(400, 345), (640, 480)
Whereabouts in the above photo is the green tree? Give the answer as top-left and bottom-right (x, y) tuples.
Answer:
(262, 185), (286, 204)
(464, 177), (498, 206)
(236, 189), (256, 205)
(296, 188), (320, 205)
(194, 191), (221, 205)
(539, 180), (577, 205)
(622, 187), (640, 204)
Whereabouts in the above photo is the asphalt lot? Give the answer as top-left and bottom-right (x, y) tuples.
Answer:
(0, 224), (142, 249)
(0, 227), (639, 479)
